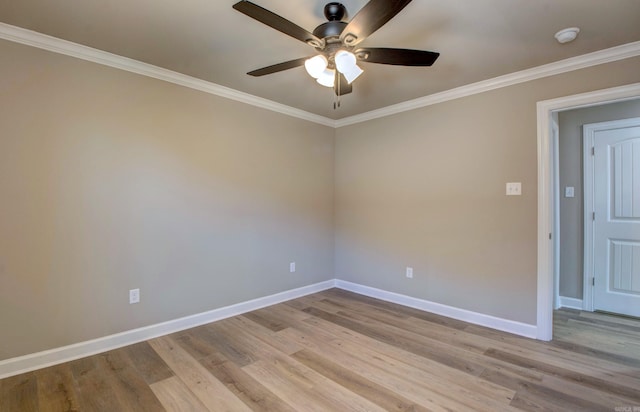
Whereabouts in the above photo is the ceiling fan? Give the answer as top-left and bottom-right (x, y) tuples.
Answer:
(232, 0), (440, 101)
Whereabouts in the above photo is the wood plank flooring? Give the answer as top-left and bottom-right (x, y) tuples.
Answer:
(2, 288), (640, 411)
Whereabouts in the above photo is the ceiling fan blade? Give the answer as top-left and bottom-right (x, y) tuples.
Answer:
(340, 0), (413, 46)
(247, 57), (311, 76)
(334, 72), (352, 96)
(355, 48), (440, 66)
(233, 1), (324, 47)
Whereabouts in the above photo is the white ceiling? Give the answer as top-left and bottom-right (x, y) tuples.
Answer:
(1, 0), (639, 119)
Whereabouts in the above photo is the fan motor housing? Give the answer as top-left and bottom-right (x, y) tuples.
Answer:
(313, 21), (347, 40)
(313, 2), (348, 40)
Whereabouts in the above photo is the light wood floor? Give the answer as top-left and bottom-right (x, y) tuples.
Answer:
(2, 288), (640, 411)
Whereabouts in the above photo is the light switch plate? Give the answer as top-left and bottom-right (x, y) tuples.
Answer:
(506, 182), (522, 196)
(565, 186), (575, 198)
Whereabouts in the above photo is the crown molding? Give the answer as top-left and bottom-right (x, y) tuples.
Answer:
(1, 22), (639, 129)
(335, 41), (640, 128)
(0, 23), (336, 128)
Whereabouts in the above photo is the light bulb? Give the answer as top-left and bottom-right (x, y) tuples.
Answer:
(316, 69), (335, 87)
(305, 55), (328, 79)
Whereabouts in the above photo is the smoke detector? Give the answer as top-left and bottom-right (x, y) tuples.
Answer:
(555, 27), (580, 44)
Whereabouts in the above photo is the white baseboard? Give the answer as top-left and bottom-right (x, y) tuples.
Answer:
(0, 279), (336, 379)
(558, 296), (584, 310)
(1, 277), (544, 379)
(334, 280), (538, 339)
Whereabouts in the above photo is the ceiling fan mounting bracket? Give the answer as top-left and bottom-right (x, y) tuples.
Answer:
(306, 39), (323, 48)
(355, 50), (370, 60)
(343, 33), (358, 46)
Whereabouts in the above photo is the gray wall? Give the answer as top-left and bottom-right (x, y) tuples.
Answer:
(334, 56), (640, 325)
(558, 99), (640, 299)
(0, 39), (335, 361)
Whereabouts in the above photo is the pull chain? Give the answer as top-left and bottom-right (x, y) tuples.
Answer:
(333, 73), (341, 110)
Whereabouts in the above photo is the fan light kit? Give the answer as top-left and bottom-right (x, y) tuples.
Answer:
(304, 51), (363, 87)
(233, 0), (440, 108)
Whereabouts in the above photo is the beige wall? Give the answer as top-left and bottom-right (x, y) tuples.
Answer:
(335, 56), (640, 325)
(2, 36), (640, 362)
(0, 40), (335, 361)
(558, 99), (640, 299)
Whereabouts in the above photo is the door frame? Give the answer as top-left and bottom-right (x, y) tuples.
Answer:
(583, 117), (640, 312)
(552, 114), (561, 311)
(535, 82), (640, 341)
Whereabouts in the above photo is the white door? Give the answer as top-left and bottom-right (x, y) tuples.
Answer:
(585, 118), (640, 317)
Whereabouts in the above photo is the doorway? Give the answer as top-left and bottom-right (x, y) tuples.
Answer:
(556, 106), (640, 318)
(536, 82), (640, 341)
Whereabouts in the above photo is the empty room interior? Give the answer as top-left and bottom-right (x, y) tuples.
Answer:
(1, 1), (640, 410)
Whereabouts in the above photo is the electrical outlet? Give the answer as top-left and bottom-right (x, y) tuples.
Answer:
(290, 262), (296, 273)
(406, 267), (413, 278)
(129, 288), (140, 304)
(506, 182), (522, 196)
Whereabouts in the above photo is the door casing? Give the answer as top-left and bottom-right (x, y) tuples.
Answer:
(536, 82), (640, 341)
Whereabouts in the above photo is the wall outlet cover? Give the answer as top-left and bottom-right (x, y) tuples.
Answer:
(129, 288), (140, 304)
(506, 182), (522, 196)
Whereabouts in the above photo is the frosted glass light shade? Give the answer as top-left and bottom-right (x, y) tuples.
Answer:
(335, 50), (356, 72)
(305, 55), (328, 78)
(316, 69), (335, 87)
(342, 64), (363, 84)
(335, 50), (363, 84)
